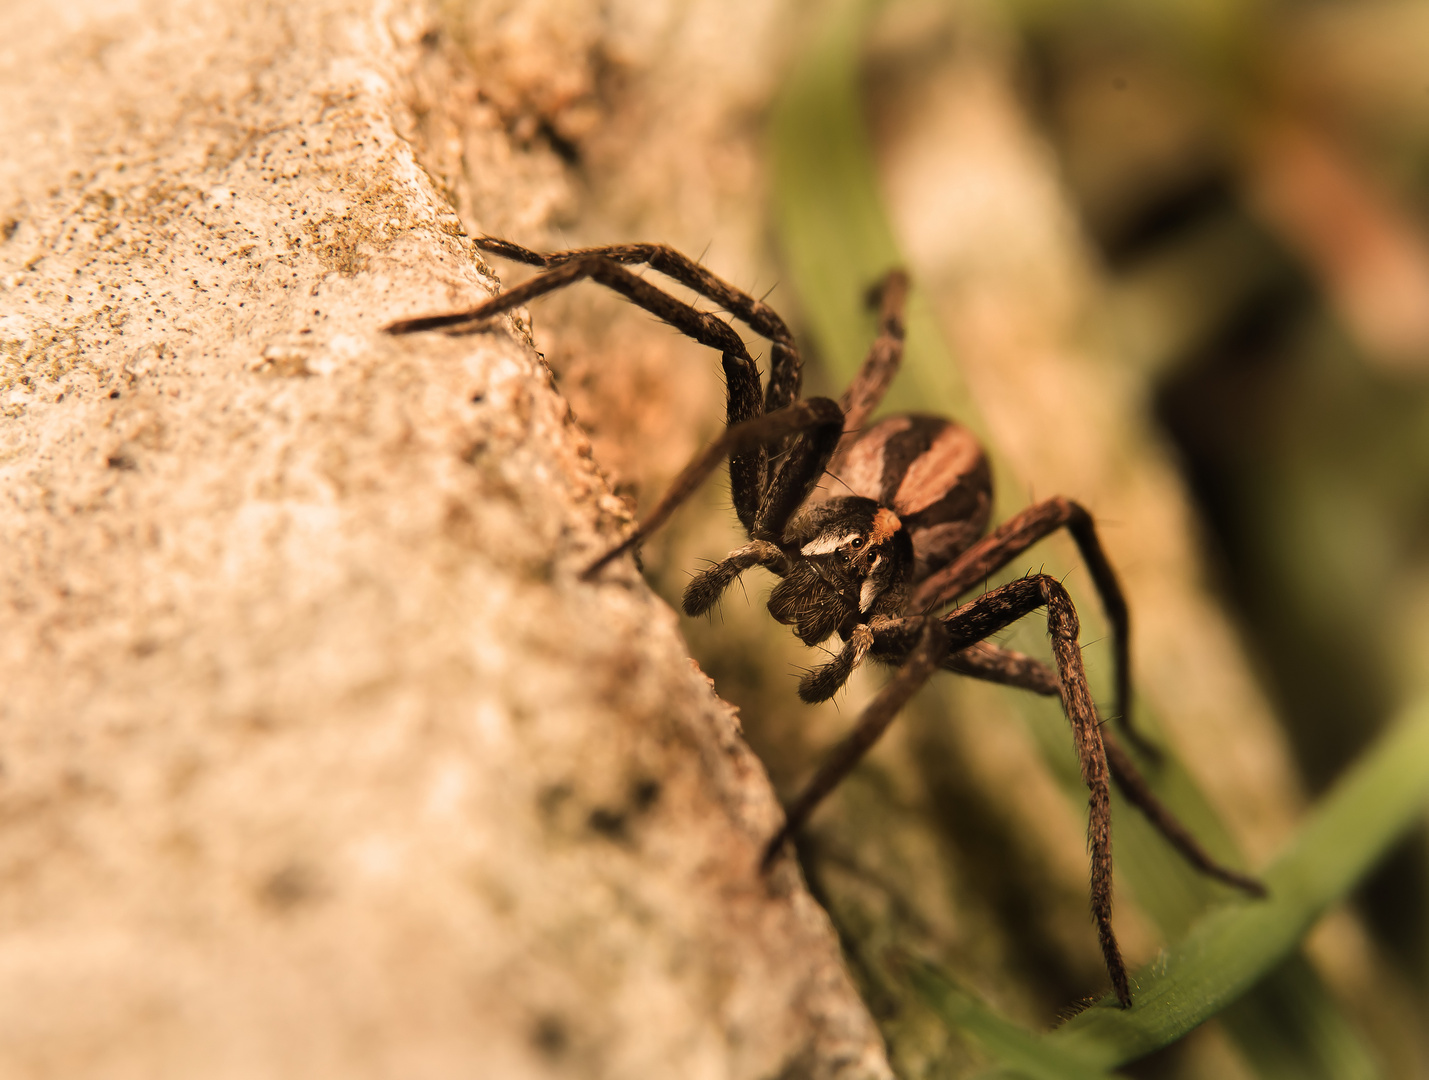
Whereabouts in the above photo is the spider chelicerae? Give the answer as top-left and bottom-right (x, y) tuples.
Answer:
(386, 236), (1265, 1007)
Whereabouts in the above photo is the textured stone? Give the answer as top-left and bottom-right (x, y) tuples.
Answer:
(0, 2), (888, 1077)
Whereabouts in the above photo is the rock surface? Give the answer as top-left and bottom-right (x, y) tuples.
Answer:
(0, 2), (889, 1077)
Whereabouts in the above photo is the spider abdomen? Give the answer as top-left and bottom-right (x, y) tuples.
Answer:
(832, 414), (992, 583)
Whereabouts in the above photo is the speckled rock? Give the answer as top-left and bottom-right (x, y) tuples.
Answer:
(0, 2), (889, 1077)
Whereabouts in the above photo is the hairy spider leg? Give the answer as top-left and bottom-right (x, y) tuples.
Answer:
(472, 237), (804, 414)
(829, 269), (908, 469)
(910, 496), (1155, 758)
(942, 640), (1059, 690)
(794, 591), (1274, 897)
(767, 573), (1132, 1008)
(584, 398), (844, 578)
(384, 245), (853, 572)
(937, 647), (1265, 896)
(383, 253), (773, 533)
(1102, 735), (1265, 896)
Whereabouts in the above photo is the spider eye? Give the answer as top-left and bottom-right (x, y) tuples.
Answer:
(849, 537), (864, 549)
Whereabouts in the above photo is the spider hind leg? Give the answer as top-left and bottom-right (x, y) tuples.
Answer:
(769, 575), (1133, 1007)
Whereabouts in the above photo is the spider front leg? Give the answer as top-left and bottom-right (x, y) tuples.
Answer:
(383, 254), (767, 528)
(584, 398), (846, 578)
(911, 496), (1155, 758)
(386, 241), (858, 575)
(945, 646), (1266, 896)
(948, 574), (1127, 1005)
(769, 575), (1133, 1007)
(470, 237), (805, 413)
(383, 246), (800, 554)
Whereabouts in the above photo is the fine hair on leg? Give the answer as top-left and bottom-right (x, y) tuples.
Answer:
(942, 640), (1060, 693)
(384, 255), (753, 358)
(472, 237), (805, 413)
(911, 496), (1154, 757)
(943, 646), (1266, 897)
(585, 399), (844, 577)
(830, 268), (909, 469)
(949, 645), (1266, 898)
(925, 575), (1130, 1006)
(473, 237), (796, 347)
(1101, 734), (1266, 896)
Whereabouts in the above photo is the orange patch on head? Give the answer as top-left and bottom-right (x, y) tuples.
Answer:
(869, 507), (902, 546)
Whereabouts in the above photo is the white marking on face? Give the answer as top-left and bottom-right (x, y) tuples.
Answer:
(802, 531), (860, 556)
(859, 555), (884, 612)
(859, 578), (879, 612)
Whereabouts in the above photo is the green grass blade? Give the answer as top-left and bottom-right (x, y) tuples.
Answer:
(905, 698), (1429, 1076)
(769, 0), (978, 424)
(905, 960), (1118, 1080)
(1051, 697), (1429, 1066)
(769, 0), (895, 372)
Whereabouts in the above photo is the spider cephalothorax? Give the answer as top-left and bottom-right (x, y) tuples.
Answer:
(385, 236), (1265, 1008)
(767, 499), (912, 638)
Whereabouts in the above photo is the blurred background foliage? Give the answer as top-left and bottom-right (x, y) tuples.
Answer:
(1020, 0), (1429, 887)
(444, 0), (1429, 1074)
(1018, 0), (1429, 999)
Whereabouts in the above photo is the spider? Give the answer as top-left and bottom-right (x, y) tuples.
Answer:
(386, 236), (1265, 1008)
